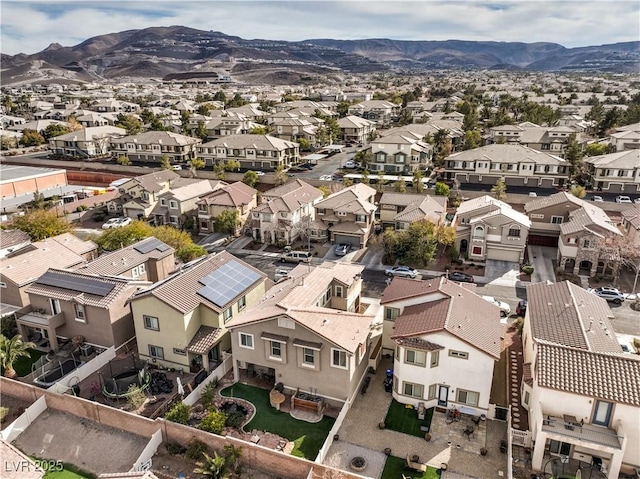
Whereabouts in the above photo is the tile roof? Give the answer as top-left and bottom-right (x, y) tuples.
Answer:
(50, 232), (97, 255)
(585, 149), (640, 169)
(79, 237), (174, 276)
(456, 195), (531, 227)
(198, 182), (256, 207)
(257, 180), (323, 214)
(447, 144), (566, 165)
(201, 134), (297, 151)
(621, 204), (640, 231)
(524, 191), (587, 212)
(381, 276), (476, 304)
(187, 326), (223, 354)
(387, 277), (502, 358)
(536, 342), (640, 406)
(395, 337), (444, 351)
(158, 179), (219, 202)
(526, 281), (621, 352)
(131, 251), (267, 314)
(53, 126), (126, 141)
(0, 229), (30, 249)
(127, 170), (179, 193)
(559, 205), (621, 236)
(116, 130), (201, 146)
(315, 184), (376, 215)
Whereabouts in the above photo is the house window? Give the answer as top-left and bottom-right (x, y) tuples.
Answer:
(149, 345), (164, 359)
(428, 384), (437, 399)
(449, 350), (469, 359)
(169, 216), (179, 224)
(160, 199), (167, 206)
(223, 307), (233, 322)
(524, 391), (530, 405)
(144, 315), (159, 331)
(50, 298), (61, 315)
(356, 215), (365, 222)
(199, 204), (207, 212)
(402, 381), (423, 399)
(74, 303), (86, 322)
(335, 285), (343, 298)
(169, 200), (178, 209)
(456, 389), (479, 406)
(473, 226), (485, 238)
(332, 348), (348, 369)
(405, 349), (426, 367)
(139, 263), (146, 274)
(270, 341), (282, 359)
(0, 282), (5, 288)
(303, 348), (315, 366)
(551, 216), (564, 224)
(132, 266), (141, 278)
(582, 239), (593, 248)
(317, 208), (325, 215)
(385, 307), (400, 321)
(508, 227), (521, 237)
(239, 332), (254, 349)
(568, 238), (576, 244)
(173, 348), (187, 356)
(200, 220), (208, 229)
(430, 350), (439, 368)
(238, 296), (246, 311)
(593, 400), (613, 426)
(472, 246), (483, 256)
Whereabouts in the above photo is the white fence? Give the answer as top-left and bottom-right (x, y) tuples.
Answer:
(131, 428), (163, 472)
(183, 355), (233, 406)
(512, 428), (531, 448)
(507, 404), (514, 479)
(48, 346), (116, 395)
(1, 395), (47, 442)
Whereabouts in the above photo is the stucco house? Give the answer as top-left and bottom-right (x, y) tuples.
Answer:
(129, 252), (269, 373)
(453, 195), (531, 263)
(584, 150), (640, 194)
(105, 170), (179, 218)
(109, 131), (201, 165)
(150, 179), (221, 228)
(381, 276), (503, 415)
(226, 262), (381, 404)
(522, 281), (639, 479)
(620, 204), (640, 246)
(336, 115), (376, 144)
(378, 193), (447, 230)
(196, 182), (258, 235)
(48, 126), (126, 158)
(367, 130), (432, 174)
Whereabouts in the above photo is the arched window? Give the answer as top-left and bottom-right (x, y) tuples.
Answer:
(473, 226), (485, 238)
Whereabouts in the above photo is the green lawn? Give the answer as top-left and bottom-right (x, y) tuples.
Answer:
(220, 383), (334, 460)
(44, 470), (92, 479)
(13, 348), (46, 377)
(380, 455), (440, 479)
(384, 399), (433, 438)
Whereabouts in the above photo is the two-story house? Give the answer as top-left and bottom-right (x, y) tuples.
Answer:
(522, 281), (639, 479)
(48, 126), (126, 158)
(490, 124), (583, 156)
(607, 123), (640, 152)
(620, 204), (640, 246)
(378, 193), (447, 230)
(443, 144), (569, 188)
(92, 99), (140, 113)
(107, 170), (180, 219)
(197, 134), (300, 172)
(196, 182), (258, 235)
(584, 150), (640, 194)
(204, 113), (259, 139)
(314, 183), (377, 248)
(129, 252), (269, 373)
(15, 269), (146, 352)
(348, 100), (400, 127)
(250, 179), (324, 245)
(109, 131), (201, 165)
(75, 112), (116, 128)
(336, 116), (376, 144)
(368, 132), (432, 174)
(524, 192), (589, 247)
(150, 179), (222, 228)
(269, 118), (319, 145)
(227, 262), (380, 404)
(382, 276), (503, 415)
(453, 195), (531, 263)
(0, 229), (31, 259)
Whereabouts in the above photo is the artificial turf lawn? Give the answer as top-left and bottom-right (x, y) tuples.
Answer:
(383, 399), (434, 438)
(44, 470), (93, 479)
(220, 383), (334, 459)
(13, 348), (46, 377)
(380, 455), (440, 479)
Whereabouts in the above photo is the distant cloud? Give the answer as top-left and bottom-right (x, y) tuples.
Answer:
(1, 1), (638, 55)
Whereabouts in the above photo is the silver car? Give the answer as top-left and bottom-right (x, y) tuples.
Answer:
(384, 266), (419, 279)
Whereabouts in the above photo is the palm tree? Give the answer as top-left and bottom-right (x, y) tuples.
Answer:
(194, 452), (230, 479)
(0, 334), (36, 379)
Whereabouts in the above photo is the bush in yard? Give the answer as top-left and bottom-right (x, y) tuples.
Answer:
(225, 411), (246, 429)
(186, 439), (209, 460)
(0, 406), (8, 423)
(126, 385), (146, 410)
(200, 380), (218, 408)
(200, 410), (226, 434)
(521, 265), (534, 275)
(165, 401), (191, 424)
(166, 442), (186, 455)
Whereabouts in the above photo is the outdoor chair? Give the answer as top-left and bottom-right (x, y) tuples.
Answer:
(463, 425), (475, 440)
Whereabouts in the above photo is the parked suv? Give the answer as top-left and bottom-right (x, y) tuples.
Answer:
(281, 251), (312, 263)
(588, 287), (625, 304)
(334, 243), (352, 256)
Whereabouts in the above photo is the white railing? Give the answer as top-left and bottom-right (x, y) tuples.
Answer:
(512, 429), (531, 447)
(507, 404), (514, 479)
(1, 395), (47, 442)
(131, 428), (162, 472)
(183, 355), (232, 406)
(48, 346), (116, 395)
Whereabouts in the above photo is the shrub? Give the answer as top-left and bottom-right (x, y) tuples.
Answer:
(166, 442), (186, 455)
(521, 265), (534, 275)
(447, 246), (459, 262)
(200, 380), (217, 408)
(225, 411), (246, 429)
(199, 410), (226, 434)
(165, 401), (191, 425)
(76, 205), (89, 212)
(186, 439), (209, 460)
(127, 385), (146, 410)
(0, 407), (8, 423)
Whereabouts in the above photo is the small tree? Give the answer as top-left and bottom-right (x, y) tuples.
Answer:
(434, 182), (450, 197)
(213, 162), (226, 180)
(190, 157), (206, 177)
(413, 169), (424, 193)
(249, 126), (268, 135)
(223, 160), (241, 171)
(273, 165), (288, 186)
(176, 244), (207, 263)
(361, 169), (370, 184)
(376, 172), (385, 192)
(242, 170), (259, 188)
(214, 209), (240, 235)
(126, 385), (146, 410)
(223, 444), (243, 476)
(19, 129), (45, 147)
(491, 178), (507, 201)
(297, 138), (311, 151)
(116, 155), (131, 166)
(318, 185), (331, 198)
(0, 334), (36, 378)
(570, 185), (587, 198)
(10, 209), (72, 240)
(199, 410), (226, 434)
(393, 175), (406, 192)
(342, 176), (353, 187)
(165, 402), (191, 424)
(160, 154), (172, 170)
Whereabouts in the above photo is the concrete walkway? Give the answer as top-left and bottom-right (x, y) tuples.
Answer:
(323, 358), (508, 479)
(528, 245), (556, 283)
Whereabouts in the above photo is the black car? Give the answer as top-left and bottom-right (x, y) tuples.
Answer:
(516, 300), (527, 316)
(446, 272), (474, 283)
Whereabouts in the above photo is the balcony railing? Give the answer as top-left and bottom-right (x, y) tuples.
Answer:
(541, 415), (622, 449)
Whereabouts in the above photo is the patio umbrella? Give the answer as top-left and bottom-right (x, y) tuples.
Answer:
(177, 376), (185, 397)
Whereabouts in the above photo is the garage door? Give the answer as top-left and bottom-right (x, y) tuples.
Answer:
(527, 235), (558, 247)
(334, 234), (360, 248)
(539, 178), (555, 188)
(488, 249), (522, 262)
(505, 177), (525, 186)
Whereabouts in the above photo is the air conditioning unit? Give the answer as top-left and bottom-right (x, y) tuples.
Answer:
(79, 344), (93, 358)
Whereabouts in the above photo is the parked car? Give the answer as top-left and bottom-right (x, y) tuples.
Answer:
(446, 272), (475, 283)
(385, 266), (419, 279)
(281, 251), (312, 263)
(255, 171), (265, 176)
(481, 296), (511, 317)
(102, 217), (131, 229)
(117, 217), (132, 227)
(615, 195), (632, 204)
(591, 195), (604, 202)
(588, 287), (625, 304)
(172, 165), (183, 171)
(274, 268), (292, 282)
(343, 160), (356, 169)
(634, 198), (640, 204)
(516, 300), (528, 316)
(334, 243), (352, 256)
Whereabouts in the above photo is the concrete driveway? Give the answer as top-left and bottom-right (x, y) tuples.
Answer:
(484, 260), (520, 287)
(527, 246), (557, 283)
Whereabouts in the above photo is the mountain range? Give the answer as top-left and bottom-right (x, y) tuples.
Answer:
(2, 26), (639, 85)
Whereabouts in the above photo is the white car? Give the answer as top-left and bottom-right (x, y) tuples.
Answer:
(634, 198), (640, 204)
(172, 165), (183, 171)
(343, 160), (356, 169)
(102, 217), (131, 229)
(319, 175), (333, 181)
(481, 295), (511, 317)
(615, 195), (632, 204)
(591, 195), (604, 203)
(255, 171), (266, 176)
(385, 266), (419, 279)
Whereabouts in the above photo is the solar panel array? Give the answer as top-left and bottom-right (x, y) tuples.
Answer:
(36, 270), (116, 297)
(197, 260), (260, 308)
(133, 238), (171, 254)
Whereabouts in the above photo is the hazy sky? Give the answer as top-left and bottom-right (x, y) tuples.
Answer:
(2, 1), (638, 55)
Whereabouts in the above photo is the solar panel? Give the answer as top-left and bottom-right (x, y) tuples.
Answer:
(133, 237), (170, 254)
(197, 260), (260, 308)
(36, 270), (115, 297)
